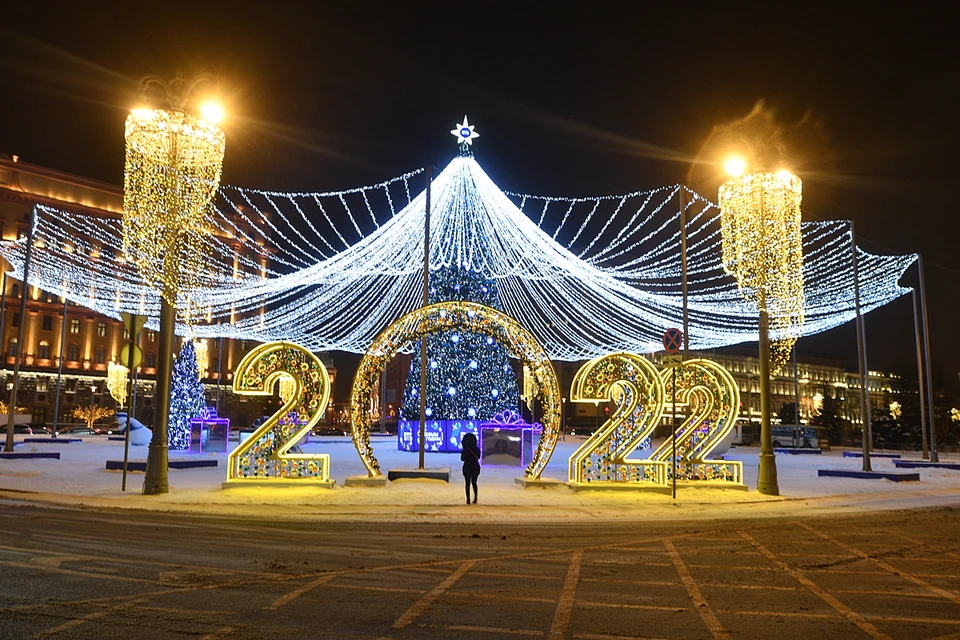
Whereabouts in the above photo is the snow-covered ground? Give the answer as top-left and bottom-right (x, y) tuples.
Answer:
(1, 434), (958, 522)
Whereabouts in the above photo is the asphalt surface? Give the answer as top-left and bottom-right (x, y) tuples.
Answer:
(0, 503), (958, 639)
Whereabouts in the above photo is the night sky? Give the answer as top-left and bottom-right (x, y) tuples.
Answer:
(1, 3), (957, 389)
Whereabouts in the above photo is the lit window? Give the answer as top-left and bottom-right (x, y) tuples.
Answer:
(38, 341), (50, 359)
(96, 322), (106, 337)
(148, 331), (156, 343)
(70, 319), (80, 334)
(7, 338), (17, 357)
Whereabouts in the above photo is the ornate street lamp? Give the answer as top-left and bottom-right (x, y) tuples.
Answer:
(718, 143), (804, 496)
(124, 71), (225, 495)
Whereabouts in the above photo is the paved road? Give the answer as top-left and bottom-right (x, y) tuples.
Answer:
(0, 503), (958, 639)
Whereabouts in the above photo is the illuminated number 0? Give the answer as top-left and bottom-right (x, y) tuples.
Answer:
(226, 341), (333, 485)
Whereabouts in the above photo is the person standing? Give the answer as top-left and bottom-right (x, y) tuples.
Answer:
(460, 432), (481, 504)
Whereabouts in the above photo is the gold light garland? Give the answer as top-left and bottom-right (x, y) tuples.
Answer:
(123, 108), (225, 306)
(350, 302), (561, 479)
(719, 171), (804, 364)
(106, 362), (129, 408)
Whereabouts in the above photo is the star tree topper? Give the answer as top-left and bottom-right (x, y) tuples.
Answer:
(451, 116), (479, 145)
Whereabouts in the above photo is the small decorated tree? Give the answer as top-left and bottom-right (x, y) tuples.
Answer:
(71, 405), (115, 430)
(168, 340), (207, 450)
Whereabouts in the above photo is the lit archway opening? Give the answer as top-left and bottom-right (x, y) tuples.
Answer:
(350, 302), (561, 479)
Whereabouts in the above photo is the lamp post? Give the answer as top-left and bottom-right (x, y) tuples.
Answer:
(124, 72), (225, 495)
(718, 148), (804, 496)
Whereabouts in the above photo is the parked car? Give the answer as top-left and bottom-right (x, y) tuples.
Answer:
(60, 426), (103, 436)
(312, 425), (348, 437)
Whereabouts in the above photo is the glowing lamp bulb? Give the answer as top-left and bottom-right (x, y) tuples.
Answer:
(199, 101), (225, 124)
(724, 156), (747, 178)
(775, 169), (794, 182)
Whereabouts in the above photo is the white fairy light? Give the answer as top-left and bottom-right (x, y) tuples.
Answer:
(0, 156), (914, 360)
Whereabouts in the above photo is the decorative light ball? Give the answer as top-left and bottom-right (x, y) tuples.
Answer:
(469, 360), (478, 369)
(468, 408), (476, 417)
(425, 407), (433, 417)
(430, 360), (438, 369)
(447, 386), (457, 396)
(486, 337), (494, 345)
(450, 334), (460, 343)
(491, 388), (499, 398)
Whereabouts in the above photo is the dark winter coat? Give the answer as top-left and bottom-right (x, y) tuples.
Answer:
(461, 443), (481, 477)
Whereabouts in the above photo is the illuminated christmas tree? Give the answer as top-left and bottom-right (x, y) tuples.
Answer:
(401, 264), (519, 421)
(168, 340), (206, 450)
(400, 118), (519, 425)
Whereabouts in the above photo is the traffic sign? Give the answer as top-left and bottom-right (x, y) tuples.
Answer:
(662, 354), (683, 368)
(121, 312), (147, 338)
(118, 343), (143, 370)
(662, 328), (683, 353)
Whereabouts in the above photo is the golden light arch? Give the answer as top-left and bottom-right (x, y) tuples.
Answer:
(349, 302), (561, 479)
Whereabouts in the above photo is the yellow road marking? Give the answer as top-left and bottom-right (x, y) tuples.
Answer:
(798, 522), (960, 606)
(664, 539), (731, 640)
(740, 530), (892, 640)
(392, 560), (476, 629)
(548, 549), (584, 640)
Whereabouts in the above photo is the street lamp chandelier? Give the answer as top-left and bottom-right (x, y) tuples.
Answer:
(718, 169), (804, 364)
(123, 76), (225, 308)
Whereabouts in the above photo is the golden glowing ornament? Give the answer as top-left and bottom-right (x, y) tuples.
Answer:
(107, 362), (129, 408)
(123, 108), (225, 305)
(193, 338), (208, 376)
(719, 171), (804, 364)
(349, 302), (561, 479)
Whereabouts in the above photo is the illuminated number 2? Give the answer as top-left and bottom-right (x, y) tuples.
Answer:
(569, 353), (667, 485)
(651, 359), (742, 483)
(226, 341), (332, 484)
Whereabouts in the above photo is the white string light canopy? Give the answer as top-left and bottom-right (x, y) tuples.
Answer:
(0, 155), (914, 360)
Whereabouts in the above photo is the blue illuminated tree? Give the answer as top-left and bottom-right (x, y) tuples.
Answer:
(168, 340), (206, 450)
(400, 264), (519, 421)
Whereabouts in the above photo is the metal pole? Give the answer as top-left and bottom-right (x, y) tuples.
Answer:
(679, 186), (689, 359)
(143, 297), (175, 494)
(793, 343), (800, 446)
(215, 335), (223, 415)
(757, 308), (779, 494)
(671, 366), (677, 501)
(861, 311), (873, 453)
(851, 221), (871, 471)
(121, 322), (139, 492)
(52, 291), (68, 437)
(379, 370), (387, 434)
(912, 289), (928, 459)
(917, 255), (938, 462)
(0, 270), (7, 412)
(5, 206), (35, 453)
(418, 166), (431, 470)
